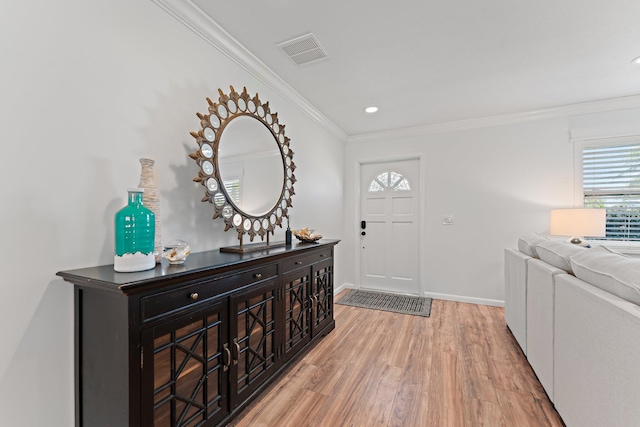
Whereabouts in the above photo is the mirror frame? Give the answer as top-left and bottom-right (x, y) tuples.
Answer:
(190, 86), (296, 242)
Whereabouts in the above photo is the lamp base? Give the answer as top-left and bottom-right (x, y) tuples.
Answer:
(567, 237), (591, 248)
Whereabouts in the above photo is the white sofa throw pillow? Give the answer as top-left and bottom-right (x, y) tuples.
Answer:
(569, 246), (640, 306)
(535, 240), (587, 274)
(517, 233), (549, 258)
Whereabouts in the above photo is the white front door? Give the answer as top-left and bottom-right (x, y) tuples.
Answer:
(360, 160), (420, 295)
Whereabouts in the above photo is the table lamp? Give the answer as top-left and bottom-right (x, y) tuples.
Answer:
(550, 208), (606, 247)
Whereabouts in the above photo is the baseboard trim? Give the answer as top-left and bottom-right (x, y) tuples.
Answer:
(334, 283), (355, 296)
(423, 291), (504, 307)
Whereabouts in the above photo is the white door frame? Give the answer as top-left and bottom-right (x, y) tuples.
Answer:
(352, 153), (427, 297)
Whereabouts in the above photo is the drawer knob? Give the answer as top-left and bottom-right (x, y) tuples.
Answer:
(190, 293), (199, 300)
(255, 273), (262, 279)
(295, 261), (302, 265)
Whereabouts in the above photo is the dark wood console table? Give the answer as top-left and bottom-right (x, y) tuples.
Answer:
(57, 239), (339, 427)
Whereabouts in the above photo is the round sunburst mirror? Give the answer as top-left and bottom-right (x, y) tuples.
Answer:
(190, 86), (296, 247)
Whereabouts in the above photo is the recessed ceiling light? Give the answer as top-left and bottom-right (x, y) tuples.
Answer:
(364, 106), (378, 114)
(632, 56), (640, 65)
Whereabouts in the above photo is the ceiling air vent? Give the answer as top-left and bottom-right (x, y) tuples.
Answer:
(277, 33), (328, 66)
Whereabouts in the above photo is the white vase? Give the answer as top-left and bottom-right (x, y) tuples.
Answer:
(138, 158), (162, 262)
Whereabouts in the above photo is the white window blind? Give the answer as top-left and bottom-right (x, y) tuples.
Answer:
(582, 142), (640, 241)
(224, 178), (241, 205)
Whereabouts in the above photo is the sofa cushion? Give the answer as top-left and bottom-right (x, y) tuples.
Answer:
(518, 233), (549, 258)
(569, 246), (640, 306)
(536, 240), (587, 274)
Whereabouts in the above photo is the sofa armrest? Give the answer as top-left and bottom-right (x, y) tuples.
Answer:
(504, 248), (530, 354)
(554, 274), (640, 427)
(526, 258), (565, 401)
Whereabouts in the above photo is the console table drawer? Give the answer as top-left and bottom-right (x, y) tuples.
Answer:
(283, 248), (332, 273)
(141, 263), (278, 322)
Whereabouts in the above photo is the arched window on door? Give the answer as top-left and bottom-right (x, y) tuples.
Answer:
(368, 171), (411, 192)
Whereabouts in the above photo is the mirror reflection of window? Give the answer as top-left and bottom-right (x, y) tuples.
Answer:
(224, 177), (242, 205)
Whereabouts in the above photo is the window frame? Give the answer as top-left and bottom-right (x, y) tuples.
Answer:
(573, 131), (640, 253)
(367, 170), (412, 193)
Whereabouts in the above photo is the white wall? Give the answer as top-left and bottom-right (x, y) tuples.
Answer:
(0, 1), (344, 425)
(343, 108), (640, 304)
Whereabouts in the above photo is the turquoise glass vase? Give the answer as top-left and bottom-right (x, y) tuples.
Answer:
(114, 188), (156, 272)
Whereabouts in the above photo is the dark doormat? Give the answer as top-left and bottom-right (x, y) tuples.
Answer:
(336, 289), (432, 317)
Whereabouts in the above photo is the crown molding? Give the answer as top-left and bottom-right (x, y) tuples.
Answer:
(152, 0), (347, 142)
(348, 94), (640, 144)
(152, 0), (640, 145)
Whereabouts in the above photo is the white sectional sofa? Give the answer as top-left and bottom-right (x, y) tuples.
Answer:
(504, 235), (640, 427)
(525, 257), (564, 401)
(504, 248), (530, 354)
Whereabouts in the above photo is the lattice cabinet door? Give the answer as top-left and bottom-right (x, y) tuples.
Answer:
(141, 298), (230, 427)
(282, 270), (312, 362)
(229, 279), (278, 408)
(311, 259), (334, 337)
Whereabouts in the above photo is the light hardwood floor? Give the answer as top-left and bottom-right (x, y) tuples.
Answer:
(229, 295), (564, 427)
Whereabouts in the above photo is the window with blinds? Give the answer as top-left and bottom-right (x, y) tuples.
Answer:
(224, 178), (241, 205)
(582, 142), (640, 241)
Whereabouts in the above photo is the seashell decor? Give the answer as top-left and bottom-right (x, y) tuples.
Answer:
(162, 240), (191, 264)
(292, 228), (322, 243)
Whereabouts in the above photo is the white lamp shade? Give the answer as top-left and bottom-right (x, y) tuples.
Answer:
(550, 208), (606, 237)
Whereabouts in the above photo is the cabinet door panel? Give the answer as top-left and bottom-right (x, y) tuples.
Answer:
(230, 279), (277, 408)
(141, 299), (229, 427)
(312, 260), (334, 336)
(282, 271), (311, 361)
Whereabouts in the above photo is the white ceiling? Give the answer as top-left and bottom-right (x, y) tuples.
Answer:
(188, 0), (640, 137)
